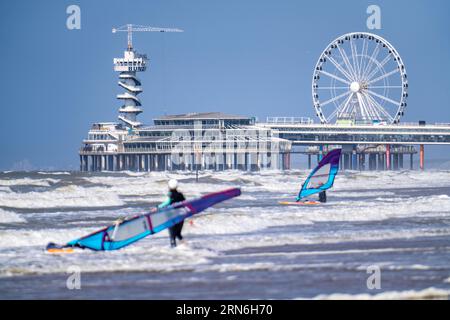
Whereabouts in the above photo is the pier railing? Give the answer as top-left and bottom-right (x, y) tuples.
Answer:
(266, 117), (314, 124)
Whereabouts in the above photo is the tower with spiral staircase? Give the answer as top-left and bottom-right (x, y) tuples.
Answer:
(113, 48), (147, 127)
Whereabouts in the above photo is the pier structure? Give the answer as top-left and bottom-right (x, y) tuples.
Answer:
(259, 119), (450, 170)
(79, 29), (450, 172)
(81, 116), (450, 172)
(80, 113), (292, 172)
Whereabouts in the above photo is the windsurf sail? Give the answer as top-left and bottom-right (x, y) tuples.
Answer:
(296, 148), (341, 201)
(47, 188), (241, 252)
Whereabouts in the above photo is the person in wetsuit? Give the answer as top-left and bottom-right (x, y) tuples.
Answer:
(158, 179), (186, 247)
(318, 190), (327, 203)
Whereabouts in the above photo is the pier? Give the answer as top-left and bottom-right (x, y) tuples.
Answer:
(79, 30), (450, 172)
(259, 120), (450, 171)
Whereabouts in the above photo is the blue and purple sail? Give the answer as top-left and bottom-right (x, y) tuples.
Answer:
(296, 148), (341, 201)
(47, 188), (241, 252)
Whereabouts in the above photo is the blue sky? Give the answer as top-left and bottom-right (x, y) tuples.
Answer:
(0, 0), (449, 170)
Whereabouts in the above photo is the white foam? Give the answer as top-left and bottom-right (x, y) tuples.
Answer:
(37, 171), (71, 175)
(0, 185), (124, 209)
(0, 186), (11, 193)
(1, 169), (450, 281)
(0, 228), (91, 248)
(309, 287), (450, 300)
(0, 231), (216, 277)
(0, 178), (60, 187)
(0, 209), (26, 224)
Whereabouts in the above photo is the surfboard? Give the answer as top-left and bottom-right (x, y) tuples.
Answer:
(46, 246), (75, 254)
(46, 187), (241, 252)
(278, 201), (320, 206)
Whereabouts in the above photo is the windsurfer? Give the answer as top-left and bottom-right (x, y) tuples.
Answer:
(319, 190), (327, 203)
(158, 179), (186, 247)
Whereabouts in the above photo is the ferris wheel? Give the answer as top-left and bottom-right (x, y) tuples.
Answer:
(312, 32), (408, 124)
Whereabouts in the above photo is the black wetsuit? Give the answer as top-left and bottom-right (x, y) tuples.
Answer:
(167, 190), (186, 247)
(319, 191), (327, 203)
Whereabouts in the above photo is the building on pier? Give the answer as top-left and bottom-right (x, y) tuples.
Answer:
(80, 112), (292, 172)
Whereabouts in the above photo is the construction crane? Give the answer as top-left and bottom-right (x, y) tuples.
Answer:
(112, 24), (183, 50)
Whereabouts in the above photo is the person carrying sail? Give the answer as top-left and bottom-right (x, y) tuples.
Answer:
(158, 179), (186, 247)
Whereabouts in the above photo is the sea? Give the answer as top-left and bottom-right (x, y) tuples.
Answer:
(1, 169), (450, 299)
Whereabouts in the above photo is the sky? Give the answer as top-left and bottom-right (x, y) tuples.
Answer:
(0, 0), (449, 170)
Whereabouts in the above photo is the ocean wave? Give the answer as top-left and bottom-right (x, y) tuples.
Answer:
(309, 287), (450, 300)
(37, 171), (71, 175)
(0, 235), (215, 277)
(0, 185), (124, 209)
(0, 209), (26, 224)
(0, 178), (60, 187)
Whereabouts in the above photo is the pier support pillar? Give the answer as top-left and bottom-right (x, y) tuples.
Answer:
(287, 153), (291, 170)
(145, 155), (150, 171)
(282, 153), (290, 170)
(358, 153), (364, 171)
(352, 151), (357, 170)
(368, 154), (376, 170)
(393, 153), (399, 170)
(343, 153), (350, 170)
(386, 145), (391, 170)
(420, 145), (424, 170)
(377, 153), (385, 171)
(82, 155), (86, 172)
